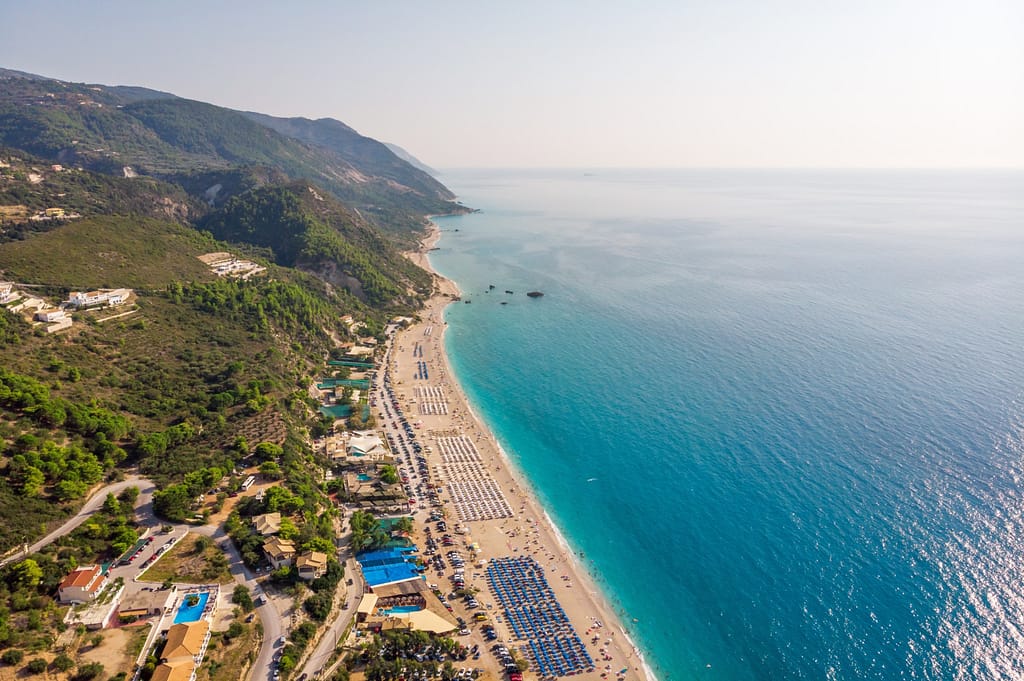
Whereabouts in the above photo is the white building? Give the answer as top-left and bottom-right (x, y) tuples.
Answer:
(35, 309), (67, 323)
(346, 430), (389, 461)
(58, 565), (107, 604)
(66, 288), (131, 309)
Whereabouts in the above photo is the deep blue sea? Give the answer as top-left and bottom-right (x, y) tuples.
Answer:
(429, 169), (1024, 681)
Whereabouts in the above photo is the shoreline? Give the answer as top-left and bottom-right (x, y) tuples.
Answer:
(397, 222), (655, 681)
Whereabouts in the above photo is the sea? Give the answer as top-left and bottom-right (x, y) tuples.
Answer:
(428, 169), (1024, 681)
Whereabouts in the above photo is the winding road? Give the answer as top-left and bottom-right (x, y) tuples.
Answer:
(0, 474), (286, 681)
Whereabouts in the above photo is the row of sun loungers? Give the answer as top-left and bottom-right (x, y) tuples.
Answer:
(437, 436), (482, 463)
(445, 478), (513, 521)
(435, 436), (513, 521)
(487, 557), (594, 678)
(416, 386), (449, 415)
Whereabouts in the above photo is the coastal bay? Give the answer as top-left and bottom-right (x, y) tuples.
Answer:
(387, 226), (649, 681)
(422, 168), (1024, 680)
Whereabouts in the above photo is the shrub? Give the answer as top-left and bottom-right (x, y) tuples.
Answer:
(1, 649), (24, 665)
(75, 662), (105, 680)
(26, 658), (47, 674)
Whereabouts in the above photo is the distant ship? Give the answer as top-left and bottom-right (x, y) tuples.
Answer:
(526, 291), (544, 298)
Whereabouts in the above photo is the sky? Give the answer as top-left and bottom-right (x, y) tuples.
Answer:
(1, 1), (1022, 168)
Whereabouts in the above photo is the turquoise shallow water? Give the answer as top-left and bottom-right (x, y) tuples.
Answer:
(429, 169), (1024, 681)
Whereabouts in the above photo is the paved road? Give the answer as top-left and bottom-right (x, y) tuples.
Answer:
(0, 475), (156, 567)
(208, 525), (286, 681)
(297, 555), (363, 680)
(0, 473), (285, 681)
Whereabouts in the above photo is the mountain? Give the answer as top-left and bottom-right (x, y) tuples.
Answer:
(0, 67), (54, 81)
(198, 182), (433, 307)
(242, 112), (448, 195)
(0, 67), (448, 630)
(384, 142), (438, 176)
(0, 69), (465, 236)
(0, 146), (202, 241)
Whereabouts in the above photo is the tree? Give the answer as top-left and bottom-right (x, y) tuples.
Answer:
(278, 517), (299, 540)
(19, 465), (45, 497)
(254, 442), (283, 461)
(153, 484), (193, 521)
(259, 461), (281, 479)
(349, 510), (388, 552)
(118, 486), (140, 505)
(54, 478), (89, 502)
(232, 585), (254, 612)
(26, 658), (47, 674)
(303, 592), (332, 621)
(11, 559), (43, 588)
(380, 465), (398, 485)
(102, 493), (121, 516)
(301, 537), (334, 554)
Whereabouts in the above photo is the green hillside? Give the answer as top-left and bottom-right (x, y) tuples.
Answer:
(0, 213), (380, 547)
(199, 183), (432, 307)
(0, 147), (203, 240)
(0, 216), (216, 288)
(0, 74), (466, 236)
(0, 67), (445, 555)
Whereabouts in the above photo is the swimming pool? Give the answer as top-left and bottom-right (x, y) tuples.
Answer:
(174, 591), (210, 624)
(357, 474), (372, 482)
(382, 605), (421, 615)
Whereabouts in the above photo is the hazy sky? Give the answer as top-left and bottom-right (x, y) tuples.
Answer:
(2, 1), (1022, 168)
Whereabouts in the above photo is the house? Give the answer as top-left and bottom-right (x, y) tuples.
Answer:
(58, 565), (106, 604)
(296, 551), (329, 580)
(252, 512), (281, 536)
(35, 308), (67, 323)
(161, 620), (210, 664)
(263, 537), (296, 569)
(66, 288), (131, 309)
(151, 660), (194, 681)
(0, 282), (14, 304)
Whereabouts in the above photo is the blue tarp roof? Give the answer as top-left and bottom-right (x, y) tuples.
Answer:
(358, 547), (423, 587)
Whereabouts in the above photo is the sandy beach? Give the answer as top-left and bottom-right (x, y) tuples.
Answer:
(379, 224), (650, 681)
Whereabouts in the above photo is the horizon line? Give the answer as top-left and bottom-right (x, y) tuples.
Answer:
(433, 165), (1024, 172)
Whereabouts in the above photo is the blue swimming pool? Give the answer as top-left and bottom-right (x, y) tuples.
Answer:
(174, 591), (210, 624)
(357, 474), (372, 482)
(382, 605), (421, 615)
